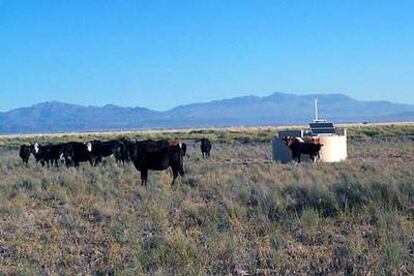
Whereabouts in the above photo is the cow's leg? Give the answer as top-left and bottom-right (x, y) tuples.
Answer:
(292, 152), (298, 163)
(65, 157), (71, 168)
(292, 152), (301, 163)
(178, 164), (184, 177)
(171, 167), (179, 186)
(92, 156), (98, 166)
(141, 169), (148, 186)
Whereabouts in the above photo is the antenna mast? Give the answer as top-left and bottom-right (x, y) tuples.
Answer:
(314, 97), (318, 122)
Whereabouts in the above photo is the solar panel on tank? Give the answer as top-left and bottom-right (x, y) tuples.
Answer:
(309, 122), (336, 134)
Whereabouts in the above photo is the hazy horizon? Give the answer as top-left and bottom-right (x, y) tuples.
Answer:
(2, 91), (414, 113)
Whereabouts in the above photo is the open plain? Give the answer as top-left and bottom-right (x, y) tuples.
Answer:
(0, 124), (413, 274)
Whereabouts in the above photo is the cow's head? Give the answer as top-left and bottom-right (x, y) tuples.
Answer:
(282, 136), (294, 147)
(168, 139), (181, 147)
(86, 142), (92, 152)
(34, 142), (40, 154)
(295, 137), (304, 143)
(59, 153), (66, 162)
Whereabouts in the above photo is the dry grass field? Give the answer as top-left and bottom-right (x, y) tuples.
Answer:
(0, 125), (413, 274)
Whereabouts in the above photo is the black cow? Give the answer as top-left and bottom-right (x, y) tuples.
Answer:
(127, 139), (186, 186)
(200, 138), (212, 158)
(19, 144), (32, 166)
(114, 138), (130, 165)
(31, 143), (47, 166)
(31, 143), (65, 167)
(89, 139), (126, 165)
(283, 136), (323, 163)
(60, 142), (93, 167)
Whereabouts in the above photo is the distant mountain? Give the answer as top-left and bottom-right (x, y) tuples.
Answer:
(1, 92), (414, 134)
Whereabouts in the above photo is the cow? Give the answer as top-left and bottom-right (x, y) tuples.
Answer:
(283, 136), (323, 163)
(88, 139), (128, 165)
(59, 142), (93, 167)
(127, 139), (186, 186)
(113, 138), (131, 165)
(30, 142), (46, 166)
(19, 144), (32, 166)
(200, 138), (212, 158)
(31, 143), (65, 167)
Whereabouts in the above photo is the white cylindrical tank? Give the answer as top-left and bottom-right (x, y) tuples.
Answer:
(318, 135), (347, 162)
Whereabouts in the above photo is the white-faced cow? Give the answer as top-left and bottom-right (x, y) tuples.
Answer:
(59, 142), (93, 167)
(30, 142), (65, 167)
(283, 136), (323, 163)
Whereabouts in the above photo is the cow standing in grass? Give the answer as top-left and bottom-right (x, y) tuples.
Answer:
(127, 139), (186, 186)
(31, 143), (64, 167)
(283, 136), (323, 163)
(60, 142), (93, 167)
(200, 138), (212, 158)
(19, 144), (32, 166)
(88, 139), (131, 166)
(88, 140), (116, 165)
(114, 138), (130, 165)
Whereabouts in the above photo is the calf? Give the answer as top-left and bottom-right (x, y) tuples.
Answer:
(283, 136), (323, 163)
(127, 139), (186, 186)
(200, 138), (212, 158)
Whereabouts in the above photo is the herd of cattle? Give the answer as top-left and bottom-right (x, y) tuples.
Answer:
(18, 137), (213, 185)
(17, 135), (321, 184)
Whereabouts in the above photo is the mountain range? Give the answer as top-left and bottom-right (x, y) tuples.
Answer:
(1, 92), (414, 134)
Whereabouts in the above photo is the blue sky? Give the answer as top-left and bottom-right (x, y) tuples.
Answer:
(0, 0), (413, 111)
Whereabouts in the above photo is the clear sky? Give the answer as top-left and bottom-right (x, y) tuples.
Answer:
(0, 0), (413, 111)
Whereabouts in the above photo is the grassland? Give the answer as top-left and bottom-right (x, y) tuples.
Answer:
(0, 124), (413, 274)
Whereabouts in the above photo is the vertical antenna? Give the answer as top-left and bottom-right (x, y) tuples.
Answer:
(314, 97), (318, 122)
